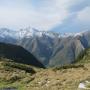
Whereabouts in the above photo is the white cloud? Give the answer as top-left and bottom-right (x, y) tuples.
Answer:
(0, 0), (71, 30)
(0, 7), (68, 30)
(0, 0), (89, 31)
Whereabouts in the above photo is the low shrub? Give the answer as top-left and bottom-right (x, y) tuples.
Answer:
(53, 64), (84, 71)
(3, 62), (36, 74)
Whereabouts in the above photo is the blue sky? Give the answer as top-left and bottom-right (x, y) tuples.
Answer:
(0, 0), (90, 33)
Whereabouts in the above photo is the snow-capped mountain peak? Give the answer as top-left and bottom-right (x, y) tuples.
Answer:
(19, 27), (60, 38)
(0, 27), (89, 40)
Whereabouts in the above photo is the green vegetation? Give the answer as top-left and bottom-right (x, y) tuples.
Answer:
(0, 57), (38, 90)
(3, 62), (36, 74)
(0, 48), (90, 90)
(53, 64), (84, 71)
(76, 49), (87, 62)
(76, 48), (90, 64)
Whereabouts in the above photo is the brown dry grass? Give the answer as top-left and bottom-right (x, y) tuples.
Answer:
(0, 59), (90, 90)
(25, 64), (90, 90)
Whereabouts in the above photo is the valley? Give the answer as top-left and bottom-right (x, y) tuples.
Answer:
(0, 28), (90, 90)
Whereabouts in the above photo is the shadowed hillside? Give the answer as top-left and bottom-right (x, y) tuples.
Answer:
(0, 42), (44, 68)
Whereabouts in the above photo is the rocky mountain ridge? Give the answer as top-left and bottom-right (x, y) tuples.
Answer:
(0, 27), (90, 67)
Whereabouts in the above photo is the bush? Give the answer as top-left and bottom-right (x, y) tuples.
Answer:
(3, 62), (36, 74)
(53, 64), (84, 71)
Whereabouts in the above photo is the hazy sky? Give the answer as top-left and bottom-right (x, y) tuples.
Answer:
(0, 0), (90, 32)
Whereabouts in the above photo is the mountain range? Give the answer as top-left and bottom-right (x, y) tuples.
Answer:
(0, 27), (90, 67)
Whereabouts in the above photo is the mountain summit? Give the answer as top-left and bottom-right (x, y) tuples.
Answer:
(0, 27), (85, 39)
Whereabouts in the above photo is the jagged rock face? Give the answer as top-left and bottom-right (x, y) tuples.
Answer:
(19, 36), (55, 66)
(0, 27), (90, 67)
(49, 37), (85, 67)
